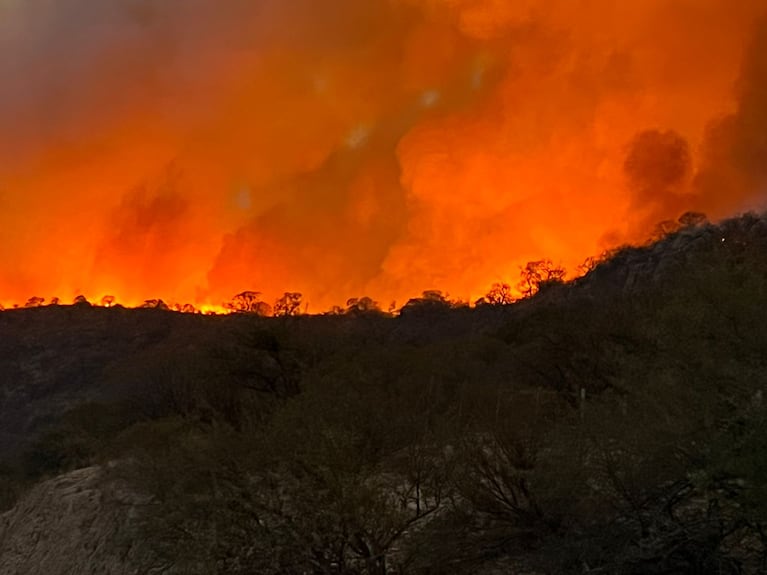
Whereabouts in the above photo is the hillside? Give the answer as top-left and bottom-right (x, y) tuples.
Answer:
(1, 212), (766, 574)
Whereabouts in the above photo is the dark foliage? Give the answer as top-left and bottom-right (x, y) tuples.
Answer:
(2, 212), (767, 573)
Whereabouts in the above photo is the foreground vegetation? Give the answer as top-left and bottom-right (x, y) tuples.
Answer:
(1, 212), (767, 574)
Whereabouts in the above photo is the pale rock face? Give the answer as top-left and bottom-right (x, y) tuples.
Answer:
(0, 466), (145, 575)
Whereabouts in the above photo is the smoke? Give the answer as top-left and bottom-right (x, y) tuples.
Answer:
(623, 129), (692, 231)
(695, 17), (767, 215)
(0, 0), (765, 309)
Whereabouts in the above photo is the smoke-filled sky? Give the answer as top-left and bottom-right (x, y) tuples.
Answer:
(1, 0), (766, 310)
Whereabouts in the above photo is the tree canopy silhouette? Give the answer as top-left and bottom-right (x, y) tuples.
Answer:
(517, 260), (566, 297)
(226, 291), (272, 315)
(274, 292), (303, 316)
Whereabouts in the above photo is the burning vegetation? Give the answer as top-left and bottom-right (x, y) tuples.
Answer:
(1, 1), (766, 310)
(1, 212), (767, 573)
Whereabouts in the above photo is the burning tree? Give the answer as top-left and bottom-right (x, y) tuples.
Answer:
(577, 256), (600, 276)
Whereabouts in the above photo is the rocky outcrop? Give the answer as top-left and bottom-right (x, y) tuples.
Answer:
(0, 466), (146, 575)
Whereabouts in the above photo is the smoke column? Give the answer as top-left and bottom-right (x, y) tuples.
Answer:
(0, 0), (765, 309)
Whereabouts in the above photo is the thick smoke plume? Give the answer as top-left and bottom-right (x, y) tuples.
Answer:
(0, 0), (765, 309)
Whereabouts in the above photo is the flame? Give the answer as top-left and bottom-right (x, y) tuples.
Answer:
(0, 1), (766, 311)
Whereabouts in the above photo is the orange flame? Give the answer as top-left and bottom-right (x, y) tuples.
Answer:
(0, 1), (765, 311)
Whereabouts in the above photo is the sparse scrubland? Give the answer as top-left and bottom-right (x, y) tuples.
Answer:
(1, 213), (767, 574)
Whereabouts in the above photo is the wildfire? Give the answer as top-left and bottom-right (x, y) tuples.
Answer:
(0, 0), (765, 312)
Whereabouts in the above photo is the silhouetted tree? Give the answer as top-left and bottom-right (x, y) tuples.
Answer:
(142, 299), (169, 310)
(73, 295), (90, 306)
(346, 296), (381, 315)
(400, 290), (452, 316)
(274, 292), (302, 316)
(225, 291), (271, 315)
(577, 256), (600, 276)
(477, 282), (514, 306)
(49, 297), (60, 306)
(25, 296), (44, 308)
(100, 295), (116, 307)
(517, 260), (566, 297)
(422, 289), (447, 302)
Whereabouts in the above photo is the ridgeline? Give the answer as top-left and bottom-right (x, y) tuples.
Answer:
(1, 212), (766, 574)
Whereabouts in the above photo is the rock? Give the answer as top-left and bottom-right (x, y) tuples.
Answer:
(0, 466), (147, 575)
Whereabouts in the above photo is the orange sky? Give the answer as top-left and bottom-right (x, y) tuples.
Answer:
(0, 0), (766, 311)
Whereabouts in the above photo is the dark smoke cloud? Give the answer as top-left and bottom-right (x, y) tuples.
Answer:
(623, 129), (692, 229)
(94, 169), (190, 298)
(695, 17), (767, 215)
